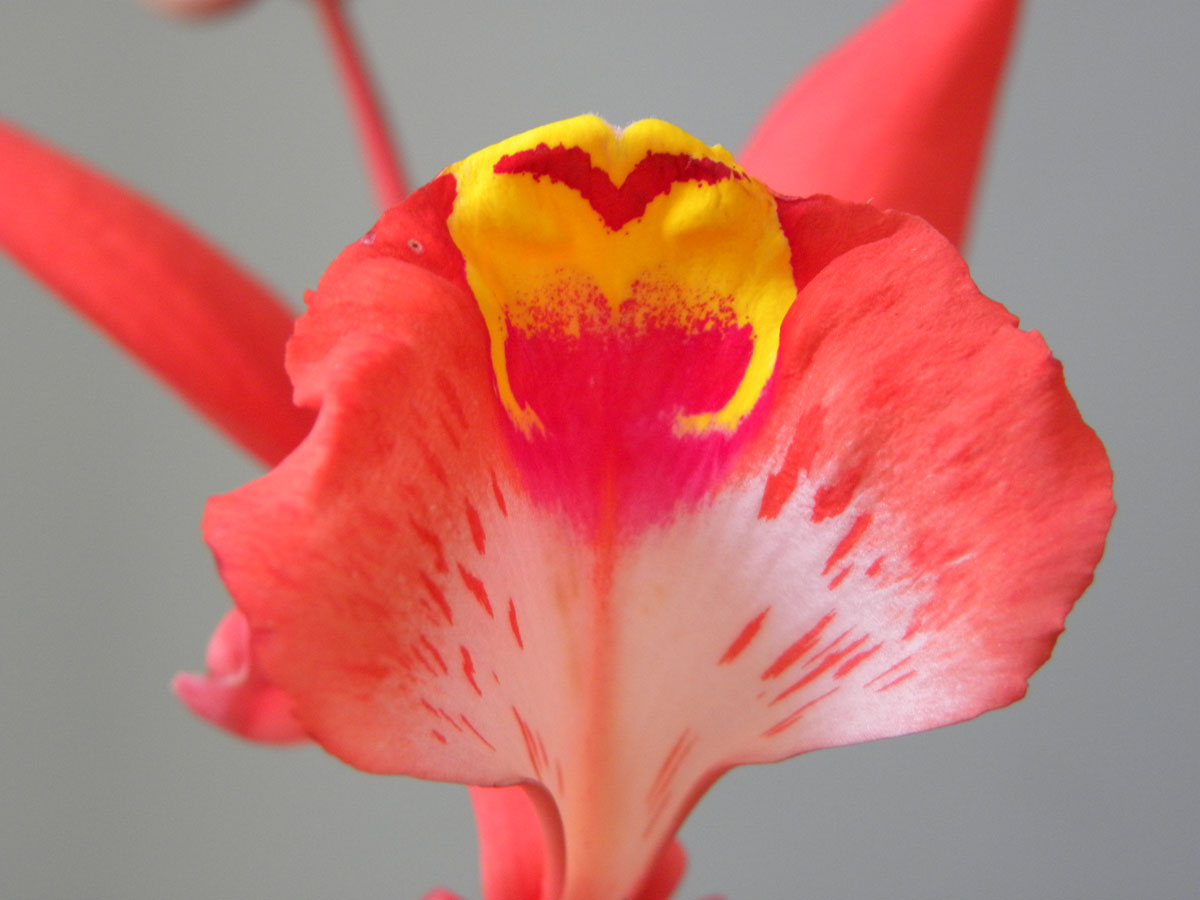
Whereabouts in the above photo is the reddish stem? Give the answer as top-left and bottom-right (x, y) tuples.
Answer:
(312, 0), (408, 209)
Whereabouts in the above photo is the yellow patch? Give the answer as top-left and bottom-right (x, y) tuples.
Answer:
(444, 115), (795, 436)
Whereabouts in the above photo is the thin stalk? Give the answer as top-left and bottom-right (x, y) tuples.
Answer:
(312, 0), (408, 209)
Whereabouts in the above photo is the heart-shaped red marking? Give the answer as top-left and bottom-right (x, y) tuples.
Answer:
(493, 143), (741, 230)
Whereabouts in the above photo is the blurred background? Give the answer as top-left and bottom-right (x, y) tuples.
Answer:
(1, 1), (1197, 898)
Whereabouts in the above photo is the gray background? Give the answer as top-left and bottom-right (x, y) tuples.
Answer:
(1, 1), (1196, 898)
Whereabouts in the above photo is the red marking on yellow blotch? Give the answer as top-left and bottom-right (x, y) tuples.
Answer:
(457, 564), (493, 617)
(460, 645), (481, 696)
(719, 607), (771, 664)
(493, 144), (742, 231)
(465, 500), (486, 554)
(761, 612), (836, 680)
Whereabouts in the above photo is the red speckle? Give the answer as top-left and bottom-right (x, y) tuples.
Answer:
(419, 572), (453, 624)
(494, 144), (741, 231)
(460, 645), (482, 696)
(465, 500), (486, 554)
(823, 513), (872, 575)
(719, 607), (770, 664)
(457, 564), (493, 617)
(508, 599), (524, 649)
(866, 556), (885, 578)
(431, 730), (447, 744)
(761, 612), (835, 680)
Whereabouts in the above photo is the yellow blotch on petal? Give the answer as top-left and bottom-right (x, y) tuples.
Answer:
(444, 115), (796, 436)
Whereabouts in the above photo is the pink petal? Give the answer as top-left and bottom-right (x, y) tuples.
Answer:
(739, 0), (1020, 246)
(205, 120), (1110, 900)
(0, 119), (313, 465)
(173, 609), (307, 743)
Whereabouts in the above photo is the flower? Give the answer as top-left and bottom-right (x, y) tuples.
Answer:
(0, 1), (1112, 899)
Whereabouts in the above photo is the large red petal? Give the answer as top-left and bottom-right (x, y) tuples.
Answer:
(0, 119), (312, 465)
(206, 123), (1111, 900)
(739, 0), (1020, 246)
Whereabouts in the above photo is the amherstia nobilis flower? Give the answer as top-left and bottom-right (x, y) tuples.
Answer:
(0, 1), (1113, 899)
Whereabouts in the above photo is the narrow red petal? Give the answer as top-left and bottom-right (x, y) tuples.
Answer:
(173, 609), (307, 744)
(0, 119), (313, 465)
(471, 786), (549, 900)
(739, 0), (1020, 246)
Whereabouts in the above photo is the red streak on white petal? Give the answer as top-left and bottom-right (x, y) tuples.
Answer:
(459, 715), (497, 752)
(719, 607), (771, 665)
(772, 634), (870, 705)
(761, 611), (836, 680)
(457, 564), (493, 617)
(762, 687), (840, 739)
(507, 599), (524, 650)
(863, 655), (914, 690)
(465, 500), (487, 554)
(418, 572), (453, 625)
(460, 646), (482, 696)
(418, 636), (449, 675)
(409, 517), (449, 573)
(823, 512), (872, 575)
(828, 566), (852, 590)
(834, 642), (884, 679)
(758, 406), (825, 519)
(878, 670), (918, 693)
(491, 471), (509, 517)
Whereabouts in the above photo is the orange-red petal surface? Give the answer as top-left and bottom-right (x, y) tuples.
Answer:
(0, 119), (312, 465)
(739, 0), (1020, 246)
(206, 119), (1111, 900)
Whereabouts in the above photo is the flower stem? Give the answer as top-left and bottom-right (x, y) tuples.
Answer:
(312, 0), (408, 209)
